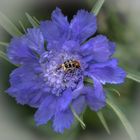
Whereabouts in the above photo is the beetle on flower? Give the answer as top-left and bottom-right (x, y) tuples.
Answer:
(6, 8), (126, 133)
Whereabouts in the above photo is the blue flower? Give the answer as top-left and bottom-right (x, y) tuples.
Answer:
(6, 8), (126, 133)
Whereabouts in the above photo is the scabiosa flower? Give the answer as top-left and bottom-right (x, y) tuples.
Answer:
(6, 8), (126, 133)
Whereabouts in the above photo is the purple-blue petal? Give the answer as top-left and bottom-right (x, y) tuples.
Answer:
(40, 8), (69, 44)
(53, 109), (74, 133)
(34, 95), (56, 125)
(58, 88), (72, 111)
(40, 21), (63, 42)
(72, 96), (86, 115)
(47, 41), (62, 51)
(7, 28), (45, 65)
(7, 37), (36, 65)
(34, 89), (72, 126)
(62, 40), (80, 53)
(81, 35), (114, 63)
(47, 40), (80, 52)
(109, 41), (116, 54)
(84, 77), (106, 111)
(6, 64), (46, 108)
(70, 10), (97, 43)
(89, 59), (126, 84)
(51, 7), (69, 32)
(71, 80), (84, 99)
(26, 28), (45, 54)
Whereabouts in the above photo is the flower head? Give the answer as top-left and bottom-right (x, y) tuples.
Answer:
(6, 8), (126, 133)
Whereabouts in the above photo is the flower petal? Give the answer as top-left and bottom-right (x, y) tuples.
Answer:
(26, 28), (45, 54)
(81, 35), (115, 63)
(40, 21), (62, 42)
(34, 95), (56, 125)
(34, 88), (72, 126)
(53, 109), (74, 133)
(40, 8), (69, 43)
(70, 10), (97, 43)
(72, 96), (86, 115)
(89, 59), (126, 84)
(58, 88), (73, 111)
(35, 90), (72, 125)
(71, 80), (84, 99)
(7, 28), (45, 65)
(6, 64), (46, 108)
(84, 77), (106, 111)
(7, 37), (36, 65)
(62, 40), (80, 53)
(51, 7), (69, 32)
(47, 40), (80, 53)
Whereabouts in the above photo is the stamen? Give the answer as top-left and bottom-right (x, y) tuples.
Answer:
(40, 52), (83, 96)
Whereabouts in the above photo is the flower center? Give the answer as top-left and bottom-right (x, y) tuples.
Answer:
(39, 51), (83, 96)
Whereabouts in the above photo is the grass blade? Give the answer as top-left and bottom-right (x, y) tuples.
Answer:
(71, 106), (86, 129)
(0, 50), (18, 66)
(0, 50), (10, 62)
(107, 99), (137, 140)
(127, 72), (140, 83)
(107, 88), (121, 96)
(84, 77), (93, 85)
(0, 41), (8, 46)
(97, 111), (111, 134)
(25, 13), (39, 27)
(19, 20), (26, 33)
(91, 0), (105, 15)
(0, 12), (22, 36)
(33, 16), (40, 24)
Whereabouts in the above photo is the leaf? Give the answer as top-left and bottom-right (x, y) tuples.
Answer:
(91, 0), (105, 15)
(70, 105), (86, 129)
(84, 77), (93, 85)
(126, 72), (140, 83)
(0, 50), (10, 62)
(33, 16), (40, 24)
(107, 99), (137, 140)
(25, 13), (39, 27)
(19, 20), (26, 33)
(0, 41), (8, 46)
(0, 12), (22, 36)
(0, 50), (18, 66)
(97, 111), (111, 134)
(107, 88), (121, 96)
